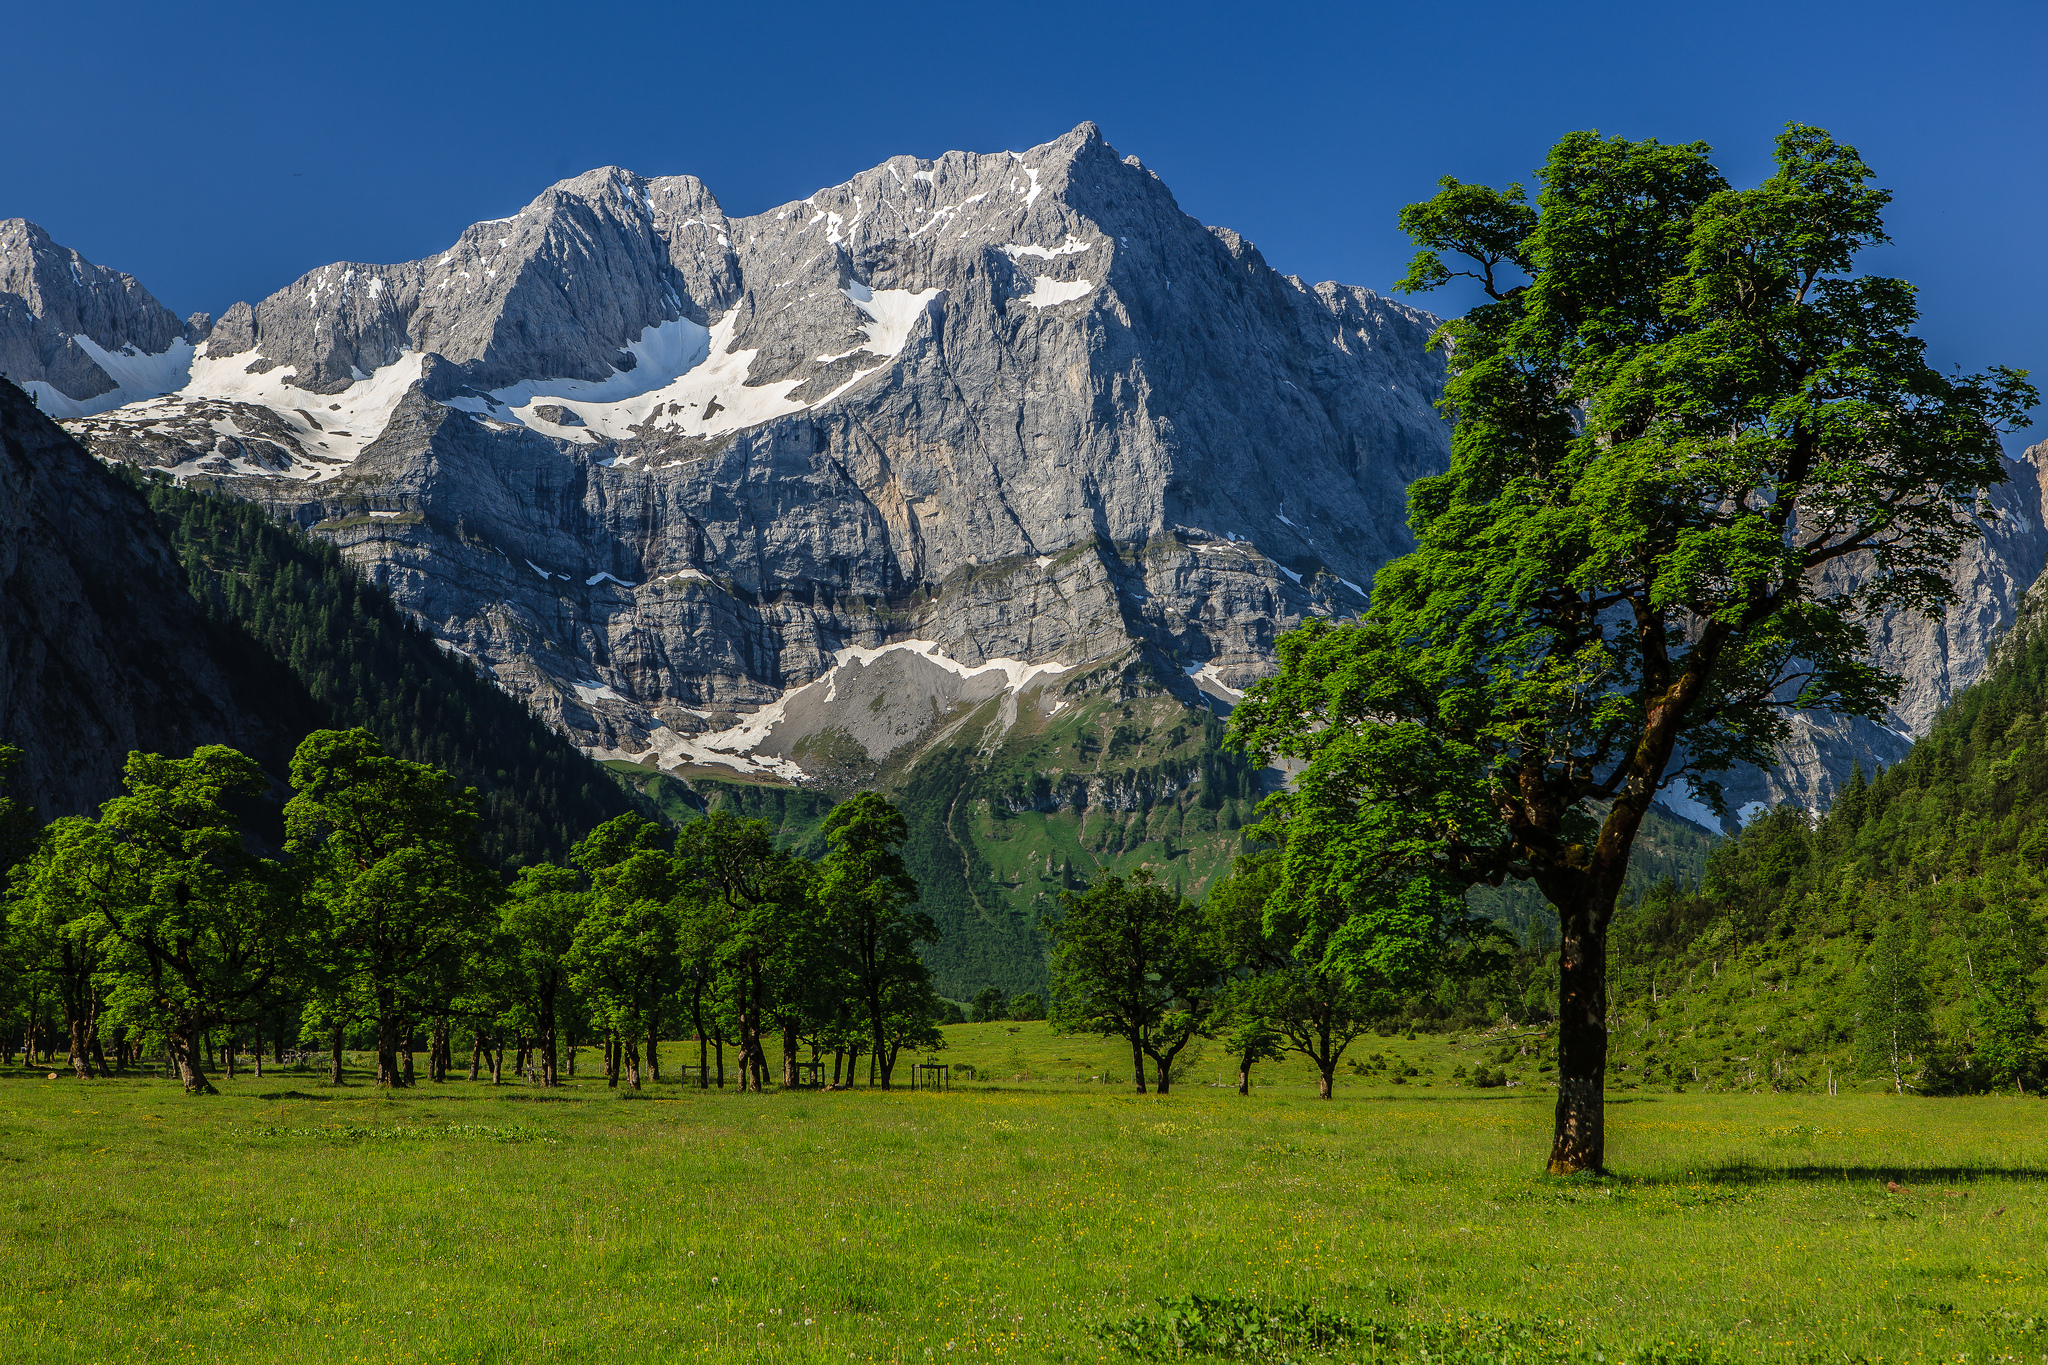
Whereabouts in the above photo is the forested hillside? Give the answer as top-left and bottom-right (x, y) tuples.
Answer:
(1535, 584), (2048, 1096)
(126, 472), (638, 869)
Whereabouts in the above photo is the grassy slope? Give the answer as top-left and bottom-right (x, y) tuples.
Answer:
(607, 669), (1266, 1001)
(0, 1045), (2040, 1365)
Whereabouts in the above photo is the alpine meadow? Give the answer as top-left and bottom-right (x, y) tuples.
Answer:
(1, 95), (2044, 1365)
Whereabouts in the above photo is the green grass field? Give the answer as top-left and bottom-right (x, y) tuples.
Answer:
(1, 1023), (2041, 1364)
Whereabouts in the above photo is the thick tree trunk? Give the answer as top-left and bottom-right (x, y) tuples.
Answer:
(646, 1019), (661, 1085)
(329, 1023), (345, 1086)
(1238, 1057), (1251, 1096)
(623, 1038), (642, 1091)
(225, 1034), (237, 1080)
(172, 1026), (216, 1095)
(1549, 895), (1612, 1174)
(1317, 1065), (1334, 1100)
(375, 996), (400, 1087)
(468, 1033), (481, 1082)
(68, 1016), (92, 1080)
(1130, 1035), (1147, 1094)
(781, 1019), (797, 1089)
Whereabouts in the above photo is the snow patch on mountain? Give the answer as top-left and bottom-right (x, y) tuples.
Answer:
(24, 336), (195, 418)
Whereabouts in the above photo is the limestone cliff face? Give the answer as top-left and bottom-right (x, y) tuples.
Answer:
(0, 379), (321, 819)
(59, 124), (1452, 781)
(15, 124), (2039, 821)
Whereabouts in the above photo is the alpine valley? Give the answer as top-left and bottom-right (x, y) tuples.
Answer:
(4, 123), (2044, 995)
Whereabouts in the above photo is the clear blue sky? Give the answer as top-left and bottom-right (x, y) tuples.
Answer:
(6, 0), (2040, 444)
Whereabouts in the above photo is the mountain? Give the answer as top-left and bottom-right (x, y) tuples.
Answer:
(0, 219), (208, 419)
(0, 376), (639, 863)
(0, 374), (323, 818)
(3, 123), (2042, 988)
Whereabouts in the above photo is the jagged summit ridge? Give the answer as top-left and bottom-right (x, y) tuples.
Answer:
(43, 123), (1448, 785)
(0, 219), (206, 418)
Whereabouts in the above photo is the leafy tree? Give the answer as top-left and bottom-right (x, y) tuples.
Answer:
(286, 729), (497, 1087)
(1007, 991), (1046, 1022)
(18, 748), (294, 1093)
(676, 811), (807, 1092)
(1968, 955), (2044, 1094)
(1855, 919), (1932, 1093)
(1238, 125), (2034, 1171)
(1044, 869), (1214, 1093)
(571, 815), (682, 1087)
(498, 863), (588, 1086)
(6, 819), (111, 1079)
(971, 986), (1007, 1023)
(817, 792), (935, 1089)
(1202, 851), (1423, 1099)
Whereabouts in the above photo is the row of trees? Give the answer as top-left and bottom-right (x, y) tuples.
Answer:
(1042, 858), (1504, 1098)
(0, 731), (949, 1094)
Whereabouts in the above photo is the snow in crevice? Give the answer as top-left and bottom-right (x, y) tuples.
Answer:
(1183, 661), (1244, 702)
(1023, 276), (1094, 309)
(1002, 236), (1094, 261)
(25, 335), (195, 418)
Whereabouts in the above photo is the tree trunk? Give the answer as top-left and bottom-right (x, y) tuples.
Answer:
(1316, 1064), (1334, 1100)
(646, 1019), (661, 1086)
(375, 995), (400, 1087)
(605, 1032), (618, 1089)
(1130, 1035), (1147, 1094)
(493, 1038), (505, 1086)
(1548, 896), (1611, 1174)
(542, 1010), (559, 1088)
(714, 1034), (725, 1088)
(329, 1022), (345, 1086)
(468, 1033), (481, 1082)
(691, 995), (708, 1088)
(1238, 1055), (1251, 1096)
(1154, 1052), (1172, 1095)
(172, 1026), (217, 1095)
(252, 1026), (263, 1080)
(225, 1033), (237, 1081)
(781, 1019), (798, 1089)
(68, 1015), (92, 1080)
(623, 1037), (642, 1091)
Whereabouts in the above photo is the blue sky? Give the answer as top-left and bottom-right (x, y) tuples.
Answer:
(6, 0), (2040, 443)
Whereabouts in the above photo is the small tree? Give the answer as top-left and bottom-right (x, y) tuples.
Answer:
(1007, 991), (1046, 1022)
(286, 729), (496, 1088)
(971, 986), (1007, 1023)
(1970, 956), (2044, 1094)
(499, 863), (588, 1086)
(817, 792), (934, 1089)
(1855, 919), (1932, 1093)
(1044, 869), (1214, 1094)
(24, 748), (296, 1094)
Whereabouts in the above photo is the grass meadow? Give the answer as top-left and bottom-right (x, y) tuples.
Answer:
(0, 1023), (2041, 1365)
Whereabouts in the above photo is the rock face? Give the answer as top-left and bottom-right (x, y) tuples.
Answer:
(0, 220), (205, 418)
(13, 122), (2041, 832)
(0, 378), (323, 820)
(56, 123), (1453, 785)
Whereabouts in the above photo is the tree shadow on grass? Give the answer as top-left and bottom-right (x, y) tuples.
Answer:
(1693, 1161), (2048, 1185)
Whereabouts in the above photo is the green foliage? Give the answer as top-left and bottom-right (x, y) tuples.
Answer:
(1855, 919), (1934, 1093)
(127, 471), (638, 869)
(1239, 125), (2034, 1168)
(1045, 868), (1213, 1092)
(970, 985), (1007, 1023)
(1007, 991), (1045, 1021)
(286, 728), (497, 1084)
